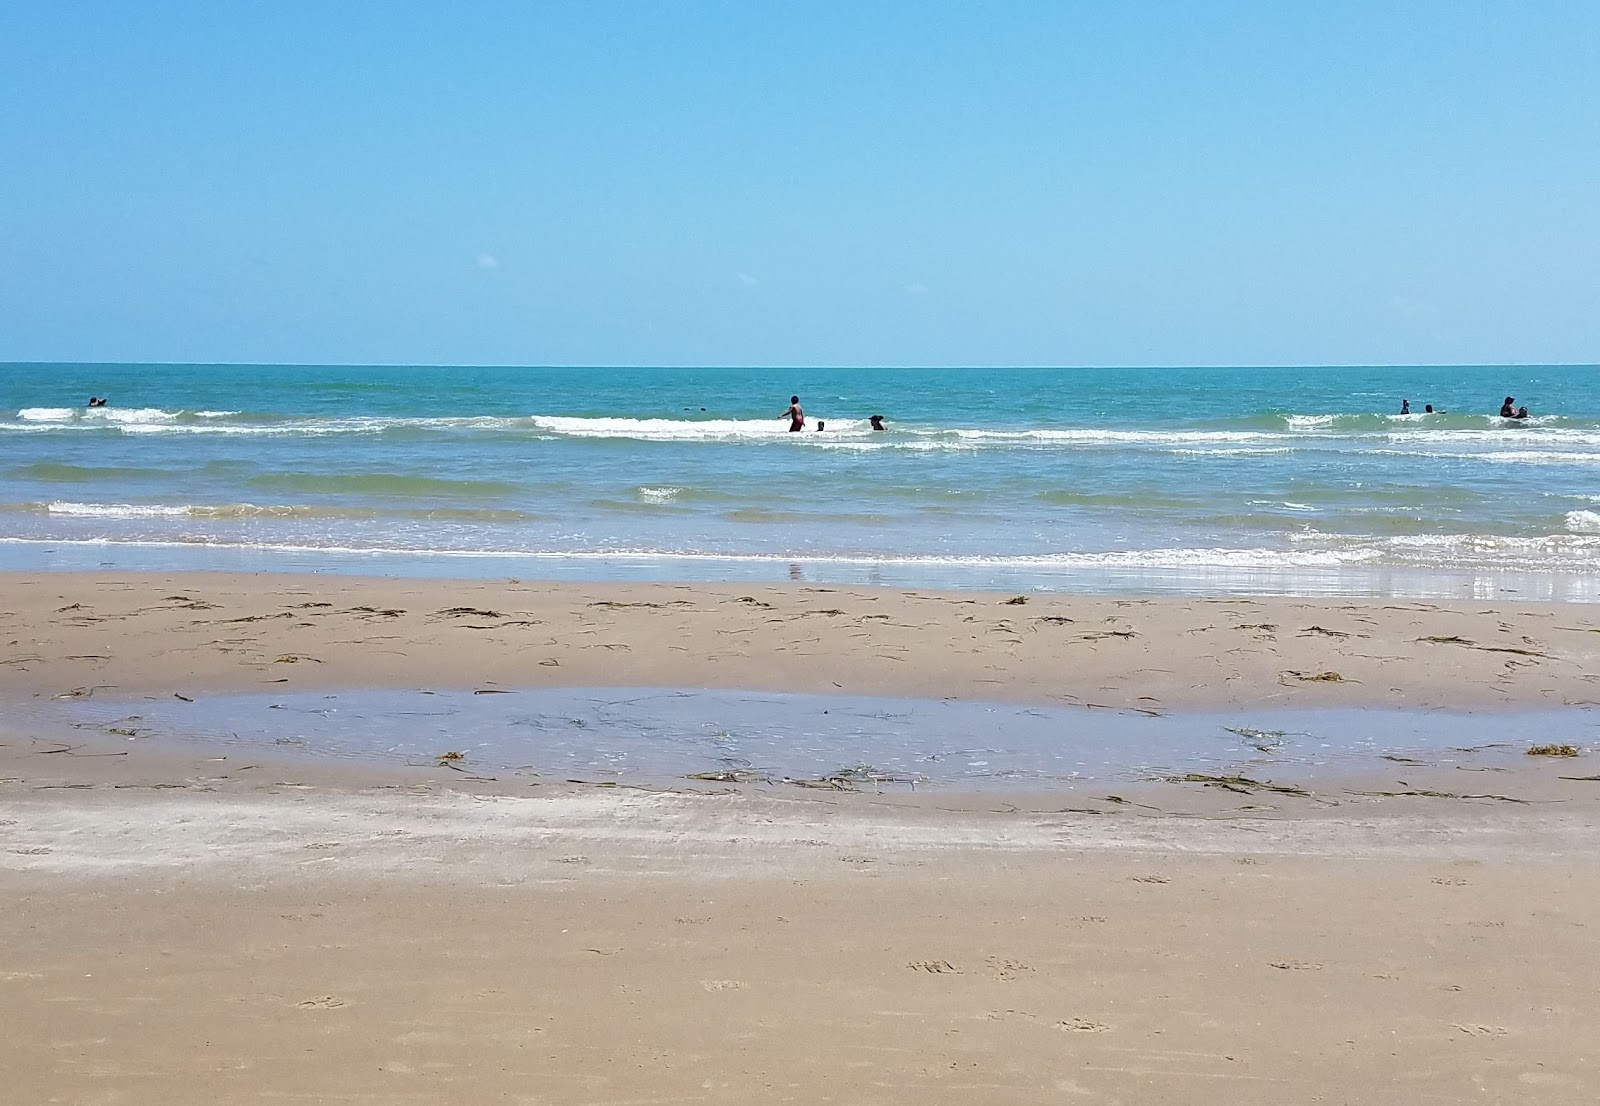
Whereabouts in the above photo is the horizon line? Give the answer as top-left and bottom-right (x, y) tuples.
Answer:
(3, 359), (1597, 372)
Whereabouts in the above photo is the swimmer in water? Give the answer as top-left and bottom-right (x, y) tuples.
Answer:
(782, 395), (804, 432)
(815, 420), (825, 432)
(87, 396), (107, 408)
(1400, 399), (1410, 415)
(869, 414), (885, 431)
(1500, 396), (1517, 417)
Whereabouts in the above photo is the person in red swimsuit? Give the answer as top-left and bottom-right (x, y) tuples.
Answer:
(781, 395), (804, 432)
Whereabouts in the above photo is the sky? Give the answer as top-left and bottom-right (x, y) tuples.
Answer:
(2, 1), (1597, 368)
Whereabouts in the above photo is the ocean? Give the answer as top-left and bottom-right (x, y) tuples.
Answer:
(3, 362), (1598, 598)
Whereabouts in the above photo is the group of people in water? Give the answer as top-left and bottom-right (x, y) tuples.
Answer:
(74, 389), (1537, 426)
(1397, 396), (1531, 419)
(781, 396), (885, 433)
(784, 391), (1537, 433)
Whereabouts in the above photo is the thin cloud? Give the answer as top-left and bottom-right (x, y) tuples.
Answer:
(477, 253), (500, 270)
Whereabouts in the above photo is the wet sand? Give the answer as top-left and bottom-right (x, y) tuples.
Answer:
(4, 570), (1600, 708)
(4, 738), (1600, 1104)
(5, 571), (1600, 1101)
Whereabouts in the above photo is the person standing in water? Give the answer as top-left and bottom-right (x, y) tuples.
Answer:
(782, 395), (804, 432)
(1399, 399), (1411, 414)
(1500, 396), (1517, 417)
(869, 414), (886, 431)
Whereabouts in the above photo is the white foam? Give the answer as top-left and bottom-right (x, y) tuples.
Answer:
(529, 415), (823, 441)
(1480, 451), (1600, 466)
(3, 411), (536, 437)
(947, 427), (1276, 445)
(1568, 511), (1600, 534)
(102, 407), (180, 424)
(16, 407), (78, 421)
(1163, 447), (1295, 457)
(0, 534), (1387, 570)
(46, 501), (191, 518)
(16, 406), (183, 424)
(637, 486), (682, 502)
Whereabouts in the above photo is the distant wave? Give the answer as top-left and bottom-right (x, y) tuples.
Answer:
(528, 415), (842, 441)
(13, 501), (546, 523)
(11, 407), (1600, 461)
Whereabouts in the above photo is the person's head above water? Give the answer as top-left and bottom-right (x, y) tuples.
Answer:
(869, 414), (885, 430)
(815, 420), (825, 431)
(1424, 404), (1434, 413)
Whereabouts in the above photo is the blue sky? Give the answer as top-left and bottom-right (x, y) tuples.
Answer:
(2, 1), (1597, 367)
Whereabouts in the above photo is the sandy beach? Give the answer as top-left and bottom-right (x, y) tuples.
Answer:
(5, 570), (1600, 1102)
(5, 570), (1599, 708)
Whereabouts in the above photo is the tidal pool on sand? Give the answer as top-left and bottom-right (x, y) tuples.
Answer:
(24, 687), (1598, 790)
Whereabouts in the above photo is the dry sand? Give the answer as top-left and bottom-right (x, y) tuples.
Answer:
(4, 571), (1600, 1102)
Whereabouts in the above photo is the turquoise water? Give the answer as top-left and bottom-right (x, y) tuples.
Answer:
(4, 362), (1600, 596)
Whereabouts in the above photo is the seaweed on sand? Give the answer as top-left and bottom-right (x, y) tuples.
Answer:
(789, 764), (918, 790)
(685, 769), (769, 784)
(1282, 670), (1348, 683)
(1160, 773), (1312, 796)
(1349, 788), (1530, 803)
(1417, 635), (1550, 658)
(1527, 744), (1580, 757)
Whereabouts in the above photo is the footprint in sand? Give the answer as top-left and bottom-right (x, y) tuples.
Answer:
(908, 960), (961, 974)
(1058, 1017), (1109, 1033)
(296, 996), (347, 1009)
(985, 957), (1035, 981)
(700, 980), (745, 992)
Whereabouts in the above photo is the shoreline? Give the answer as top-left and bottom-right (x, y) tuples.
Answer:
(8, 539), (1600, 602)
